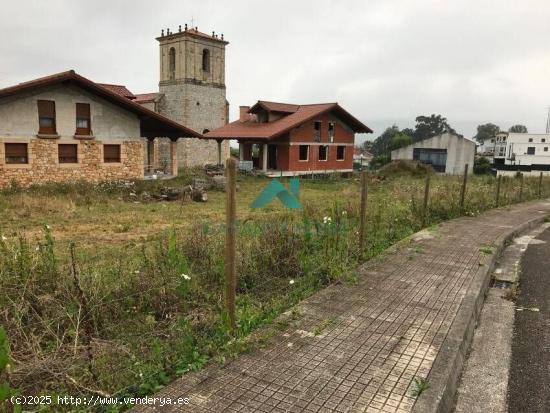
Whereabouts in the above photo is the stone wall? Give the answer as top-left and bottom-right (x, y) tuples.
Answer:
(150, 137), (229, 172)
(0, 137), (144, 188)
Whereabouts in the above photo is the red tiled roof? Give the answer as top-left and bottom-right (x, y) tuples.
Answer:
(135, 93), (161, 103)
(249, 101), (300, 114)
(97, 83), (136, 99)
(205, 102), (372, 140)
(0, 70), (201, 139)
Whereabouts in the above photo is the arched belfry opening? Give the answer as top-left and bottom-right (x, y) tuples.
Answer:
(169, 47), (176, 80)
(202, 49), (210, 72)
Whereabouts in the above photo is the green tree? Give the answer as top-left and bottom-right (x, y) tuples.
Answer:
(474, 123), (500, 145)
(361, 140), (373, 152)
(390, 133), (413, 151)
(413, 114), (456, 142)
(508, 124), (528, 133)
(371, 125), (401, 156)
(474, 156), (492, 174)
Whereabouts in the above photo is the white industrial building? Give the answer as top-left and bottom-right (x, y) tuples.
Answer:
(391, 132), (475, 175)
(494, 131), (550, 176)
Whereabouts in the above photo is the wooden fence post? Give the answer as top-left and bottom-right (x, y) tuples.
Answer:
(539, 171), (543, 198)
(359, 170), (368, 252)
(519, 172), (524, 202)
(225, 158), (237, 332)
(496, 175), (502, 207)
(459, 163), (468, 210)
(422, 174), (430, 227)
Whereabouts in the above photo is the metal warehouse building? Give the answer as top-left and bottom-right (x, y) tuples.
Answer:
(390, 132), (475, 175)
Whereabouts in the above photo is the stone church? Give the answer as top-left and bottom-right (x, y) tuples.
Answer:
(135, 24), (230, 171)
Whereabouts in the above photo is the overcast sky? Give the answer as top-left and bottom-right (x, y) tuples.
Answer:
(2, 0), (550, 143)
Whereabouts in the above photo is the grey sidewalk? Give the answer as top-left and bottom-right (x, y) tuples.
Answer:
(133, 201), (550, 413)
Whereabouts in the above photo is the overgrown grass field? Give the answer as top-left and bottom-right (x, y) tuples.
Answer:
(1, 166), (548, 411)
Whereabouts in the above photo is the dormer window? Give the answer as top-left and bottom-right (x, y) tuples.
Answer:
(314, 121), (321, 142)
(202, 49), (210, 72)
(37, 100), (56, 135)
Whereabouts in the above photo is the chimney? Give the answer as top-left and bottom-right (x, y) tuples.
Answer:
(239, 106), (251, 122)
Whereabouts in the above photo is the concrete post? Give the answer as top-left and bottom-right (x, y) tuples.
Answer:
(147, 139), (155, 173)
(170, 139), (178, 176)
(262, 143), (268, 172)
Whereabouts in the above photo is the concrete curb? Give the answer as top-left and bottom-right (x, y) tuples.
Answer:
(412, 210), (548, 413)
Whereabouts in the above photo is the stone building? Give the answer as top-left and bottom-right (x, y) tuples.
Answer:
(0, 71), (200, 188)
(136, 25), (231, 169)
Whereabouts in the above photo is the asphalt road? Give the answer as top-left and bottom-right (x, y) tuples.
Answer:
(508, 226), (550, 413)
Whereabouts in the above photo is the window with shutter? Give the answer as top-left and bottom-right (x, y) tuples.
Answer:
(37, 100), (56, 135)
(5, 143), (28, 164)
(103, 144), (121, 163)
(75, 103), (91, 135)
(58, 144), (78, 163)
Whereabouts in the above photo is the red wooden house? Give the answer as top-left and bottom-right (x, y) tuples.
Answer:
(204, 101), (372, 176)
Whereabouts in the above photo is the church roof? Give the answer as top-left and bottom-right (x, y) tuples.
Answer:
(156, 26), (229, 45)
(205, 101), (372, 140)
(0, 70), (201, 139)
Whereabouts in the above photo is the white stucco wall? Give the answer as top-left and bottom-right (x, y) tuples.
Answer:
(391, 133), (476, 175)
(0, 84), (141, 139)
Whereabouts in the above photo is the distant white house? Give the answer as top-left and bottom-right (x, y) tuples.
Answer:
(494, 131), (550, 176)
(391, 132), (475, 175)
(477, 137), (495, 157)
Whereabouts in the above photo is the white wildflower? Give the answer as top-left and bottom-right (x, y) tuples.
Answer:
(342, 211), (347, 216)
(45, 224), (51, 230)
(323, 216), (332, 224)
(35, 246), (40, 251)
(289, 279), (295, 285)
(134, 270), (140, 274)
(1, 235), (6, 241)
(181, 273), (191, 281)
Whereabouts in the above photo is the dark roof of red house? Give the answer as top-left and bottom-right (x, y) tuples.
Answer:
(205, 101), (372, 140)
(135, 93), (162, 104)
(249, 101), (300, 114)
(97, 83), (136, 99)
(0, 70), (201, 139)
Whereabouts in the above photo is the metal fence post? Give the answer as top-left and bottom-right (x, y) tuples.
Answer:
(359, 170), (368, 252)
(225, 158), (237, 332)
(460, 163), (468, 210)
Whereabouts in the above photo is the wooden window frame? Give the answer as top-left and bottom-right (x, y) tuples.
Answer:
(328, 122), (335, 143)
(103, 144), (121, 163)
(298, 145), (309, 162)
(318, 145), (329, 162)
(336, 145), (346, 161)
(75, 103), (92, 136)
(5, 143), (29, 164)
(37, 100), (57, 135)
(58, 143), (78, 164)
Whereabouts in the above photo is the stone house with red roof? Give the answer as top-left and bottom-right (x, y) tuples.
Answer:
(0, 71), (200, 188)
(205, 100), (372, 176)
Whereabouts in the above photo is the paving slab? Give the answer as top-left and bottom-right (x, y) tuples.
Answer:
(132, 201), (550, 413)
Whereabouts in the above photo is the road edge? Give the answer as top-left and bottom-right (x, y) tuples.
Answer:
(412, 211), (548, 413)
